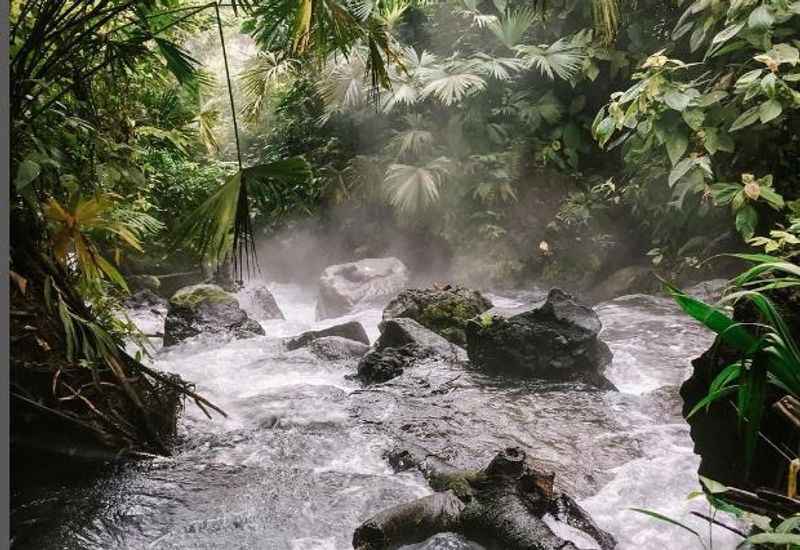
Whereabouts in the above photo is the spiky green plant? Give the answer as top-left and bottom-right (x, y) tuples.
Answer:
(666, 254), (800, 473)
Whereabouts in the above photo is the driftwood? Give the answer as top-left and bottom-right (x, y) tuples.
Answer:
(353, 446), (616, 550)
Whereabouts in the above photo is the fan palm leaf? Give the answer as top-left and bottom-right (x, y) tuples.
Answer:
(383, 157), (452, 215)
(515, 38), (585, 80)
(489, 7), (537, 50)
(174, 158), (312, 271)
(240, 52), (298, 123)
(420, 61), (486, 105)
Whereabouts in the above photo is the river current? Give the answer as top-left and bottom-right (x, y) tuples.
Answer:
(11, 281), (741, 549)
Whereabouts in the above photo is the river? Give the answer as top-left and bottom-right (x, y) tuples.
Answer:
(11, 281), (741, 549)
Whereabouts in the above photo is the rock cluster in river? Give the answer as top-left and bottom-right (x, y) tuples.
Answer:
(316, 257), (409, 320)
(163, 284), (264, 346)
(383, 285), (493, 345)
(465, 288), (615, 389)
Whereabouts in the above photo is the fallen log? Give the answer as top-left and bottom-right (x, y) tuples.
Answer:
(354, 446), (616, 550)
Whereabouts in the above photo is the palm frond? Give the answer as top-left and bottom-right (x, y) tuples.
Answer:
(383, 157), (451, 215)
(389, 114), (435, 159)
(420, 63), (486, 106)
(464, 52), (524, 80)
(195, 106), (221, 154)
(489, 7), (537, 50)
(240, 52), (298, 123)
(174, 158), (312, 272)
(515, 38), (585, 80)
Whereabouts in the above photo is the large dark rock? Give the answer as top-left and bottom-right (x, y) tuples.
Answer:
(316, 257), (409, 320)
(465, 288), (614, 389)
(163, 284), (264, 347)
(238, 284), (285, 320)
(306, 336), (370, 361)
(680, 286), (800, 490)
(377, 317), (466, 358)
(356, 344), (436, 384)
(285, 321), (370, 350)
(353, 447), (616, 550)
(383, 286), (493, 345)
(355, 318), (467, 385)
(124, 288), (167, 310)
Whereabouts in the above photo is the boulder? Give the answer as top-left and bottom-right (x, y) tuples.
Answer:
(306, 336), (370, 361)
(680, 286), (800, 490)
(124, 288), (167, 310)
(128, 274), (161, 293)
(465, 288), (614, 389)
(590, 265), (655, 303)
(316, 257), (409, 320)
(353, 447), (616, 550)
(377, 317), (466, 358)
(238, 284), (285, 320)
(356, 344), (436, 384)
(684, 278), (728, 303)
(355, 318), (467, 385)
(163, 284), (264, 347)
(383, 286), (493, 345)
(285, 321), (370, 351)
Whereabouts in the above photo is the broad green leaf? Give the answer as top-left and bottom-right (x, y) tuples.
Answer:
(748, 5), (774, 29)
(735, 69), (763, 89)
(759, 99), (782, 123)
(665, 125), (689, 165)
(729, 106), (760, 131)
(682, 108), (705, 130)
(15, 159), (40, 191)
(770, 43), (800, 66)
(699, 476), (728, 494)
(735, 204), (758, 240)
(664, 90), (695, 111)
(669, 157), (696, 187)
(710, 22), (745, 47)
(696, 90), (728, 107)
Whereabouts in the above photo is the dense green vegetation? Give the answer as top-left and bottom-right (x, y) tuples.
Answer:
(9, 0), (800, 544)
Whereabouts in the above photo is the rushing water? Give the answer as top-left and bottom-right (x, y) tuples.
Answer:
(12, 282), (742, 549)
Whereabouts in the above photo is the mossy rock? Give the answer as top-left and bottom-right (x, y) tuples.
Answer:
(169, 284), (238, 309)
(163, 284), (263, 346)
(383, 286), (493, 346)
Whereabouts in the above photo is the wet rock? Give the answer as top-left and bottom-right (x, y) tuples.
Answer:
(129, 274), (161, 293)
(238, 284), (285, 320)
(643, 385), (683, 422)
(163, 284), (264, 347)
(356, 344), (436, 384)
(285, 321), (370, 350)
(383, 286), (493, 346)
(124, 288), (166, 310)
(590, 265), (655, 303)
(377, 318), (467, 360)
(157, 270), (208, 298)
(681, 286), (800, 490)
(316, 257), (409, 320)
(353, 447), (616, 550)
(465, 288), (614, 389)
(684, 278), (728, 303)
(307, 336), (370, 361)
